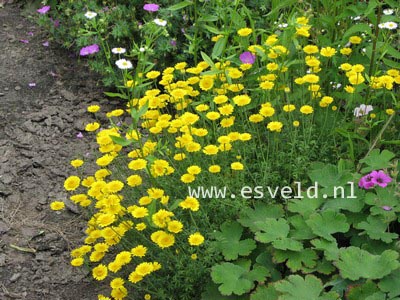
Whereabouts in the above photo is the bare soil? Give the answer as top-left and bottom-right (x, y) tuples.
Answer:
(0, 3), (110, 299)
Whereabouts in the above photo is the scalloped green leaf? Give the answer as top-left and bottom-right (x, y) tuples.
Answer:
(311, 239), (339, 261)
(306, 210), (350, 241)
(272, 238), (303, 251)
(355, 215), (398, 243)
(211, 262), (269, 296)
(378, 269), (400, 298)
(254, 218), (289, 243)
(347, 281), (380, 300)
(274, 275), (340, 300)
(274, 249), (318, 272)
(288, 215), (316, 240)
(213, 221), (257, 261)
(334, 247), (400, 280)
(359, 149), (395, 173)
(238, 204), (284, 232)
(287, 196), (323, 218)
(250, 285), (278, 300)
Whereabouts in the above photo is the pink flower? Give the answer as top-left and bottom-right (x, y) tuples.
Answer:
(20, 39), (29, 44)
(370, 170), (392, 188)
(382, 206), (392, 211)
(358, 174), (375, 189)
(143, 4), (160, 12)
(42, 41), (49, 47)
(239, 51), (256, 64)
(37, 6), (50, 14)
(80, 44), (100, 56)
(76, 132), (84, 139)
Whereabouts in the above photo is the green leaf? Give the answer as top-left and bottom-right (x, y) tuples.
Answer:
(287, 196), (323, 218)
(288, 215), (316, 240)
(203, 24), (226, 35)
(211, 262), (268, 296)
(306, 210), (350, 242)
(110, 135), (132, 146)
(378, 268), (400, 298)
(274, 275), (340, 300)
(355, 215), (398, 243)
(254, 218), (289, 243)
(365, 292), (387, 300)
(201, 282), (249, 300)
(274, 249), (318, 272)
(347, 281), (380, 300)
(212, 36), (228, 59)
(238, 204), (284, 232)
(342, 23), (372, 40)
(359, 149), (395, 173)
(250, 285), (278, 300)
(272, 238), (303, 251)
(311, 239), (340, 261)
(167, 0), (193, 11)
(213, 221), (257, 261)
(334, 247), (400, 280)
(201, 51), (216, 69)
(322, 185), (365, 213)
(104, 91), (128, 99)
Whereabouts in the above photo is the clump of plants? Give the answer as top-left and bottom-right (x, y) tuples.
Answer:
(45, 0), (400, 299)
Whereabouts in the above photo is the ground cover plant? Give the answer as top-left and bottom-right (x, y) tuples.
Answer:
(42, 0), (400, 299)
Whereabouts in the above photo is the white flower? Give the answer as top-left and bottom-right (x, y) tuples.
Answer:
(154, 18), (167, 26)
(354, 104), (373, 117)
(383, 9), (394, 15)
(115, 59), (133, 69)
(85, 11), (97, 19)
(378, 23), (386, 29)
(111, 47), (126, 54)
(384, 22), (398, 30)
(278, 23), (288, 28)
(139, 47), (146, 52)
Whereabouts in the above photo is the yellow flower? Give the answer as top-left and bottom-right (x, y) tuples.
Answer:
(64, 176), (80, 191)
(144, 294), (152, 300)
(220, 116), (235, 128)
(151, 231), (175, 248)
(135, 262), (154, 276)
(208, 165), (221, 173)
(260, 105), (275, 117)
(128, 159), (147, 170)
(175, 62), (187, 70)
(231, 162), (244, 170)
(128, 271), (143, 283)
(179, 197), (200, 211)
(344, 85), (355, 93)
(320, 47), (336, 57)
(131, 245), (147, 257)
(85, 122), (100, 132)
(96, 154), (115, 167)
(212, 34), (224, 42)
(302, 74), (319, 83)
(296, 17), (309, 25)
(181, 173), (195, 183)
(237, 27), (252, 37)
(203, 145), (219, 155)
(130, 206), (149, 218)
(127, 174), (142, 187)
(266, 62), (279, 71)
(71, 257), (84, 267)
(136, 223), (147, 231)
(386, 109), (395, 115)
(110, 278), (125, 289)
(87, 105), (100, 113)
(191, 254), (198, 260)
(199, 76), (214, 91)
(187, 165), (201, 175)
(188, 232), (204, 246)
(303, 45), (319, 54)
(265, 34), (278, 46)
(249, 114), (264, 123)
(50, 201), (65, 211)
(196, 104), (209, 112)
(213, 95), (229, 104)
(167, 220), (184, 233)
(351, 64), (365, 73)
(300, 105), (314, 114)
(206, 111), (221, 121)
(97, 213), (116, 228)
(218, 104), (234, 116)
(92, 264), (108, 281)
(267, 121), (283, 132)
(146, 71), (161, 79)
(283, 104), (296, 112)
(233, 95), (251, 106)
(340, 47), (352, 55)
(293, 121), (300, 127)
(173, 153), (186, 161)
(349, 36), (362, 44)
(348, 74), (365, 85)
(260, 81), (275, 90)
(296, 27), (310, 37)
(106, 180), (124, 193)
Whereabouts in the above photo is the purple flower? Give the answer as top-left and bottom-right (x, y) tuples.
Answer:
(42, 41), (49, 47)
(28, 83), (36, 87)
(354, 104), (373, 117)
(382, 205), (392, 211)
(20, 39), (29, 44)
(370, 170), (392, 188)
(28, 32), (34, 36)
(143, 4), (160, 12)
(239, 51), (256, 64)
(358, 174), (375, 189)
(170, 39), (177, 47)
(37, 6), (50, 14)
(79, 44), (100, 56)
(76, 132), (84, 139)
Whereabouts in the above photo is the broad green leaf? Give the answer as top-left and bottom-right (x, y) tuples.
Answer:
(254, 218), (289, 243)
(355, 215), (398, 243)
(167, 0), (193, 11)
(250, 285), (278, 300)
(347, 281), (380, 300)
(311, 239), (340, 261)
(238, 204), (284, 232)
(201, 282), (249, 300)
(322, 183), (365, 212)
(306, 210), (350, 241)
(287, 196), (323, 218)
(104, 91), (128, 99)
(378, 268), (400, 298)
(203, 24), (226, 35)
(211, 262), (268, 296)
(334, 247), (400, 280)
(272, 238), (303, 251)
(288, 215), (316, 240)
(365, 292), (387, 300)
(274, 249), (318, 272)
(213, 221), (257, 261)
(359, 149), (395, 173)
(342, 23), (372, 40)
(274, 275), (340, 300)
(212, 36), (228, 59)
(201, 51), (216, 70)
(110, 135), (132, 146)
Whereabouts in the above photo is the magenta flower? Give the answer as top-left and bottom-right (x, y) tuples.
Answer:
(239, 51), (256, 64)
(76, 132), (84, 139)
(358, 174), (375, 189)
(20, 39), (29, 44)
(370, 170), (392, 188)
(143, 4), (160, 12)
(382, 206), (392, 211)
(37, 6), (50, 14)
(80, 44), (100, 56)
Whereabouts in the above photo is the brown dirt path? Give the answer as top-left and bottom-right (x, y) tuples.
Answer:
(0, 3), (108, 299)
